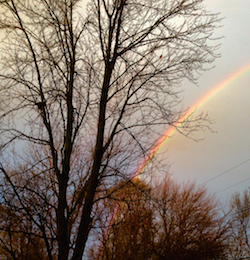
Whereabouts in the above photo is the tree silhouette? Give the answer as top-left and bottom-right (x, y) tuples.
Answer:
(0, 0), (221, 259)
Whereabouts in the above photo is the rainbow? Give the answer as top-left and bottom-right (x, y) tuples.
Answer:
(106, 63), (250, 247)
(134, 62), (250, 179)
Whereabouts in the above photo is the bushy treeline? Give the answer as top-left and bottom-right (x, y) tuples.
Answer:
(88, 177), (229, 260)
(1, 170), (249, 260)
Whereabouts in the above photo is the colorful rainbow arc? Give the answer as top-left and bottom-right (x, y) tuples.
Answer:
(106, 63), (250, 248)
(134, 62), (250, 179)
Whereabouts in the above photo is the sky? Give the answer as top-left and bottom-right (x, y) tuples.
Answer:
(1, 0), (249, 205)
(154, 0), (250, 205)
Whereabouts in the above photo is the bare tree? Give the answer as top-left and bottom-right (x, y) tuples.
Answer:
(0, 0), (221, 259)
(91, 177), (230, 260)
(152, 179), (229, 260)
(228, 189), (250, 260)
(88, 179), (155, 260)
(0, 201), (51, 260)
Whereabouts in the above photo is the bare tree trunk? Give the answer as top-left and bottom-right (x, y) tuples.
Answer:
(72, 59), (114, 260)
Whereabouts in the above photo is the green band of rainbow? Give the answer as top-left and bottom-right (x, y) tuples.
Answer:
(134, 63), (250, 179)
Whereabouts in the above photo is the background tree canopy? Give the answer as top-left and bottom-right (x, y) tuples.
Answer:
(91, 178), (229, 260)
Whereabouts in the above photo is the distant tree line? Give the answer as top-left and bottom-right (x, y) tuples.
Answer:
(89, 177), (229, 260)
(88, 180), (250, 260)
(2, 171), (250, 260)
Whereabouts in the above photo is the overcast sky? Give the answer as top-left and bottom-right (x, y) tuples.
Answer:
(2, 0), (249, 205)
(156, 0), (250, 204)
